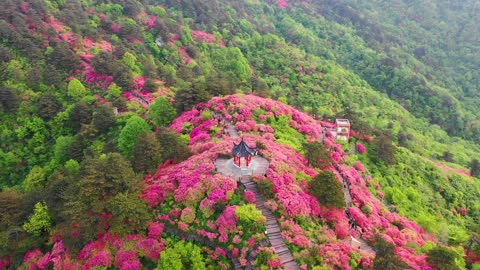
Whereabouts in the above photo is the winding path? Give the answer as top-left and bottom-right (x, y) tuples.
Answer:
(320, 136), (375, 255)
(216, 118), (301, 270)
(333, 163), (375, 255)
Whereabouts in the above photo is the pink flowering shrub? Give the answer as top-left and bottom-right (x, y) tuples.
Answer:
(277, 0), (288, 8)
(281, 219), (310, 248)
(356, 143), (366, 154)
(243, 190), (256, 203)
(148, 222), (164, 239)
(354, 161), (366, 172)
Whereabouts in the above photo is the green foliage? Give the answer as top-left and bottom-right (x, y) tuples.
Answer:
(427, 246), (462, 270)
(268, 115), (305, 151)
(122, 52), (142, 74)
(175, 80), (211, 113)
(106, 192), (152, 235)
(148, 97), (177, 127)
(235, 204), (264, 224)
(37, 92), (62, 121)
(373, 235), (409, 270)
(53, 136), (75, 165)
(156, 128), (191, 163)
(210, 47), (252, 83)
(106, 83), (122, 99)
(256, 178), (274, 199)
(369, 134), (396, 165)
(0, 87), (20, 113)
(64, 159), (80, 176)
(92, 105), (116, 134)
(201, 110), (212, 121)
(471, 159), (480, 178)
(310, 171), (344, 209)
(132, 131), (162, 174)
(157, 240), (207, 270)
(302, 141), (331, 168)
(70, 102), (92, 133)
(61, 153), (141, 248)
(67, 79), (87, 101)
(118, 115), (151, 158)
(96, 3), (123, 17)
(22, 166), (47, 192)
(0, 190), (27, 231)
(22, 202), (52, 237)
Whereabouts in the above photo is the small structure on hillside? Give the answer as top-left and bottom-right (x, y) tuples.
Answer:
(347, 236), (362, 250)
(334, 119), (350, 140)
(232, 138), (257, 168)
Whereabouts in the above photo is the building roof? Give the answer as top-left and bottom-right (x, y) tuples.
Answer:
(232, 138), (257, 157)
(335, 119), (350, 126)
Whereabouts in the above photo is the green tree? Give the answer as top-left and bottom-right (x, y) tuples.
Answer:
(67, 78), (87, 100)
(0, 190), (28, 231)
(0, 87), (20, 113)
(373, 235), (409, 270)
(156, 128), (191, 163)
(148, 97), (176, 127)
(112, 61), (134, 90)
(370, 134), (396, 165)
(67, 136), (85, 161)
(53, 136), (75, 164)
(61, 153), (140, 248)
(37, 92), (62, 121)
(471, 159), (480, 178)
(106, 192), (151, 235)
(427, 246), (461, 270)
(64, 159), (80, 176)
(22, 166), (47, 192)
(92, 105), (116, 133)
(303, 141), (332, 168)
(310, 171), (344, 209)
(118, 115), (151, 158)
(157, 241), (207, 270)
(121, 51), (141, 74)
(175, 80), (210, 113)
(132, 131), (162, 174)
(70, 102), (92, 133)
(205, 72), (235, 96)
(22, 202), (52, 237)
(106, 83), (122, 100)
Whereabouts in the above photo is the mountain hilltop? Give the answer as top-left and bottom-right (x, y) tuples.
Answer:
(1, 0), (480, 269)
(19, 94), (435, 269)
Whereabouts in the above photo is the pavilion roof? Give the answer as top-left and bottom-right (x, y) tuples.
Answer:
(232, 138), (257, 157)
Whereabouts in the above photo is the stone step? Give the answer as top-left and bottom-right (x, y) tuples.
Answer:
(269, 235), (282, 240)
(266, 220), (277, 226)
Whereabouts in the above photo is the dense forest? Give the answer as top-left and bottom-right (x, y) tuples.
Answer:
(0, 0), (479, 269)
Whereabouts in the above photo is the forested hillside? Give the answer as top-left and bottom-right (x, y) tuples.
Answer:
(0, 0), (479, 269)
